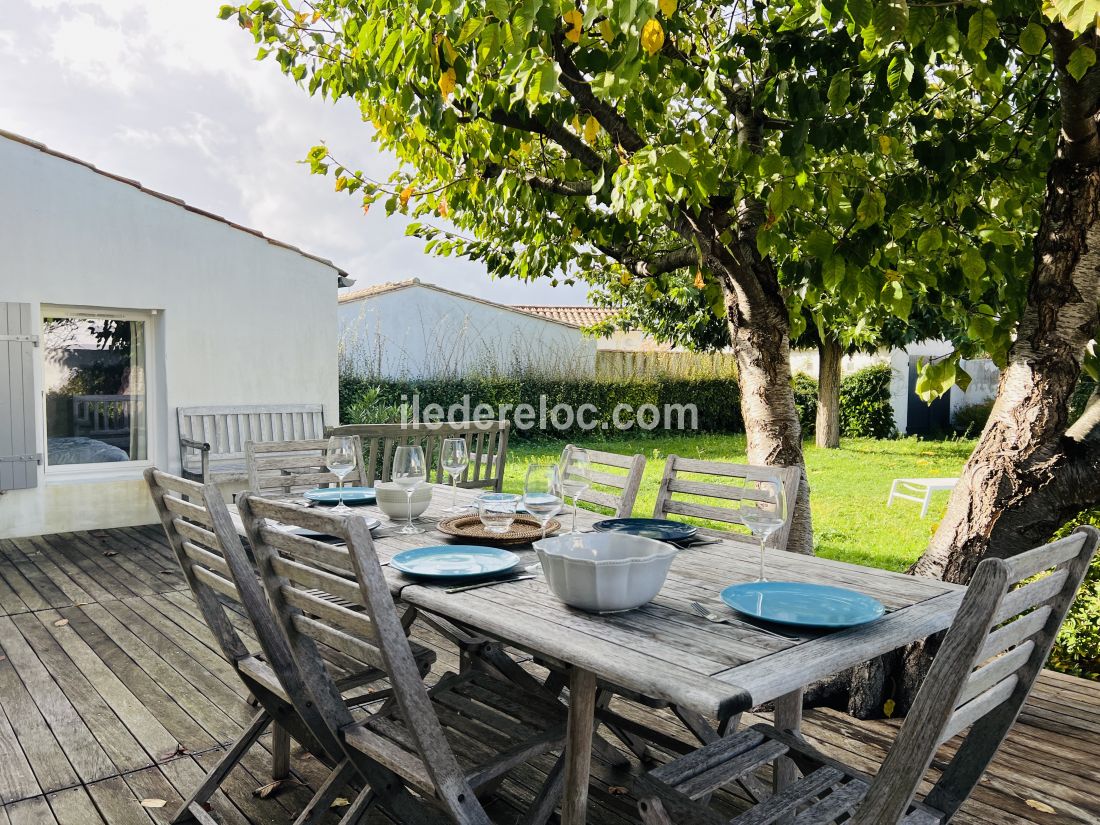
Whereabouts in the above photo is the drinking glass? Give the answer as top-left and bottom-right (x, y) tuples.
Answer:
(524, 463), (563, 540)
(325, 436), (357, 514)
(392, 445), (427, 535)
(478, 493), (521, 534)
(559, 446), (590, 534)
(441, 437), (470, 512)
(739, 475), (787, 581)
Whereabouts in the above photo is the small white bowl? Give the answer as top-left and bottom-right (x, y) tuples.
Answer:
(375, 482), (433, 520)
(533, 532), (678, 613)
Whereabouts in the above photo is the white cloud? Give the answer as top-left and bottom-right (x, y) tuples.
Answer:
(2, 0), (590, 304)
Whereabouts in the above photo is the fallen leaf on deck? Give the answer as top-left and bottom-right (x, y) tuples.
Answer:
(608, 786), (628, 795)
(53, 618), (69, 627)
(0, 655), (7, 663)
(103, 551), (118, 557)
(332, 797), (350, 808)
(160, 743), (189, 761)
(1025, 799), (1056, 814)
(253, 778), (302, 799)
(140, 799), (167, 809)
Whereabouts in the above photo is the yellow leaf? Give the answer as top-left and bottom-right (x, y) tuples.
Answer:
(311, 10), (321, 23)
(399, 186), (414, 209)
(620, 270), (633, 286)
(331, 797), (350, 808)
(140, 799), (167, 809)
(883, 698), (895, 718)
(571, 113), (582, 133)
(438, 67), (456, 98)
(440, 35), (457, 64)
(437, 197), (449, 218)
(599, 19), (615, 43)
(659, 0), (677, 17)
(584, 115), (600, 145)
(563, 10), (583, 44)
(53, 618), (69, 627)
(334, 176), (348, 193)
(1025, 799), (1056, 814)
(362, 202), (370, 215)
(641, 18), (665, 56)
(878, 134), (894, 154)
(693, 270), (705, 289)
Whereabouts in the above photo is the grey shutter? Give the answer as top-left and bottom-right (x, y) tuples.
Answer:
(0, 302), (39, 490)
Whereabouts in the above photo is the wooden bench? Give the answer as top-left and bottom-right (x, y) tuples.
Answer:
(177, 404), (325, 484)
(887, 477), (959, 518)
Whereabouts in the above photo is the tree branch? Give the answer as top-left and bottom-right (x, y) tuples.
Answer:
(525, 175), (594, 196)
(1049, 23), (1100, 166)
(481, 106), (606, 172)
(551, 34), (646, 154)
(595, 243), (698, 277)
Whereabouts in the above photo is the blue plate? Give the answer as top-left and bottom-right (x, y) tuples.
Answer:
(593, 518), (697, 542)
(719, 581), (885, 629)
(390, 546), (520, 580)
(304, 487), (376, 505)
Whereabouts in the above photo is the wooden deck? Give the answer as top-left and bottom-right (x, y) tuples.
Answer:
(0, 526), (1096, 824)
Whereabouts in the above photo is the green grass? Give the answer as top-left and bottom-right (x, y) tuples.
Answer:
(501, 434), (976, 573)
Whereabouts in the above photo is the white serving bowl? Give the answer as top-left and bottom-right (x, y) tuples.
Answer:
(375, 482), (433, 520)
(533, 532), (678, 613)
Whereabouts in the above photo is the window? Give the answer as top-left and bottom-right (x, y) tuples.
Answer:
(42, 310), (150, 468)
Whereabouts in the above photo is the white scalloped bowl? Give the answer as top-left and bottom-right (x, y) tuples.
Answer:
(533, 532), (678, 613)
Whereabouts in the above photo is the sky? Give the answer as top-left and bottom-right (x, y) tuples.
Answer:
(0, 0), (590, 304)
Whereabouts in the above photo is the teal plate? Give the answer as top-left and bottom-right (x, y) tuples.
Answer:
(719, 581), (885, 629)
(304, 487), (376, 505)
(390, 546), (520, 580)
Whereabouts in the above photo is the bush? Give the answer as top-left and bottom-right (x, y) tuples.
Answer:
(339, 373), (743, 440)
(792, 373), (818, 436)
(952, 400), (994, 437)
(342, 385), (409, 425)
(1049, 512), (1100, 680)
(838, 364), (896, 439)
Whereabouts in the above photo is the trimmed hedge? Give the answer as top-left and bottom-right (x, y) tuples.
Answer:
(339, 373), (742, 440)
(792, 373), (819, 436)
(838, 364), (896, 439)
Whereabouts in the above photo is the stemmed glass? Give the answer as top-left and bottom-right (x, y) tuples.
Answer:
(739, 475), (787, 581)
(441, 437), (470, 512)
(325, 436), (357, 514)
(392, 445), (427, 535)
(559, 446), (590, 534)
(524, 463), (563, 540)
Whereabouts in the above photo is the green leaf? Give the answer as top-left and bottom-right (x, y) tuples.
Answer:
(847, 0), (873, 29)
(880, 280), (912, 320)
(960, 247), (987, 279)
(1018, 22), (1047, 56)
(1047, 0), (1099, 34)
(917, 227), (943, 254)
(1067, 45), (1097, 82)
(966, 7), (999, 54)
(915, 357), (957, 403)
(872, 0), (909, 45)
(855, 189), (886, 228)
(828, 71), (851, 112)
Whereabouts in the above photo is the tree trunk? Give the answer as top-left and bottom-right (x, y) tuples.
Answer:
(911, 153), (1100, 585)
(816, 337), (843, 449)
(723, 279), (813, 554)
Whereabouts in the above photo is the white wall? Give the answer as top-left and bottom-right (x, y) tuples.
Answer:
(0, 136), (340, 538)
(789, 347), (889, 379)
(339, 283), (597, 378)
(889, 340), (1000, 434)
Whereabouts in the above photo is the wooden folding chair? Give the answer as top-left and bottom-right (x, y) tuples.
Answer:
(562, 444), (646, 518)
(246, 435), (366, 496)
(238, 493), (569, 825)
(145, 469), (434, 824)
(653, 456), (801, 548)
(637, 526), (1100, 825)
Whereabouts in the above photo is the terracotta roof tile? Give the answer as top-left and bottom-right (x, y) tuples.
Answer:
(512, 305), (619, 328)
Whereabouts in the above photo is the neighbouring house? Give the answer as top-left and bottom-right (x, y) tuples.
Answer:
(339, 279), (597, 378)
(0, 130), (345, 539)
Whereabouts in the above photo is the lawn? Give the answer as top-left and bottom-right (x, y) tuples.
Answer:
(501, 434), (976, 573)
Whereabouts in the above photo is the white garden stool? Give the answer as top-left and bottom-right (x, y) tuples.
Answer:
(886, 477), (959, 518)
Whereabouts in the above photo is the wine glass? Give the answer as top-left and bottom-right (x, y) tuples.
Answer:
(441, 437), (470, 512)
(524, 463), (563, 540)
(392, 445), (427, 535)
(325, 436), (357, 514)
(739, 475), (787, 581)
(559, 446), (590, 534)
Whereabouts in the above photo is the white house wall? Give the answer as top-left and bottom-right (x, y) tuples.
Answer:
(0, 136), (339, 538)
(339, 285), (597, 378)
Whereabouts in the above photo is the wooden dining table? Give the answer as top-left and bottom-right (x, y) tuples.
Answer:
(234, 483), (964, 825)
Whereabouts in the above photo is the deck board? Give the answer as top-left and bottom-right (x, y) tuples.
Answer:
(0, 526), (1097, 824)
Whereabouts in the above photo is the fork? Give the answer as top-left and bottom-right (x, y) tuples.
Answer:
(689, 601), (798, 640)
